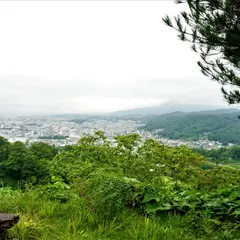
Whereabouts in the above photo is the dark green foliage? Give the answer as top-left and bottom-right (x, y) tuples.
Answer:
(142, 110), (240, 145)
(62, 144), (74, 152)
(3, 141), (39, 181)
(29, 142), (58, 160)
(194, 145), (240, 164)
(0, 137), (10, 183)
(0, 136), (9, 163)
(0, 138), (54, 185)
(163, 0), (240, 104)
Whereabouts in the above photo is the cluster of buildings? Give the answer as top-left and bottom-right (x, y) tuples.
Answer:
(0, 116), (143, 146)
(0, 116), (225, 149)
(157, 137), (224, 149)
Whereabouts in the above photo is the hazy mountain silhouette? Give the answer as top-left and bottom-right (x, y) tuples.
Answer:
(112, 101), (231, 116)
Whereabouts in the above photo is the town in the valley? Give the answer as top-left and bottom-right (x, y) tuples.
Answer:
(0, 115), (227, 150)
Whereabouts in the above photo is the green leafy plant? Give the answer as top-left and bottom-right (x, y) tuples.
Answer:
(40, 176), (70, 202)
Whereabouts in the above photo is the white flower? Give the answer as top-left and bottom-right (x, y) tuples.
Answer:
(149, 169), (154, 172)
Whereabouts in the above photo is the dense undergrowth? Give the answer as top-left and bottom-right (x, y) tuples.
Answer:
(0, 131), (240, 239)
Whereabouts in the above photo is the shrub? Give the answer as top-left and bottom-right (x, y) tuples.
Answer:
(39, 176), (70, 202)
(86, 172), (133, 219)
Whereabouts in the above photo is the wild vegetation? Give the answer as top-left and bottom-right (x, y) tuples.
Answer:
(0, 132), (240, 239)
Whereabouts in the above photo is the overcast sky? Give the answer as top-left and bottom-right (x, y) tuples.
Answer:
(0, 1), (229, 116)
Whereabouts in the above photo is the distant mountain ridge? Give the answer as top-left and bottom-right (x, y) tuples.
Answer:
(112, 102), (232, 116)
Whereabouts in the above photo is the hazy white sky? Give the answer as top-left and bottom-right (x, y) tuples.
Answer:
(0, 1), (228, 115)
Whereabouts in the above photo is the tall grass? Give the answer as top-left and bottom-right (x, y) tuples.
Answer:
(1, 189), (239, 240)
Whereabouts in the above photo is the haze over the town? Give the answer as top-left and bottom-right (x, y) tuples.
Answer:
(0, 1), (228, 116)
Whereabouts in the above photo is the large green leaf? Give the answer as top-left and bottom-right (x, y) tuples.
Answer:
(146, 202), (172, 214)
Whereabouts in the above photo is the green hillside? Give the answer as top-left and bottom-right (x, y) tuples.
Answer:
(141, 110), (240, 145)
